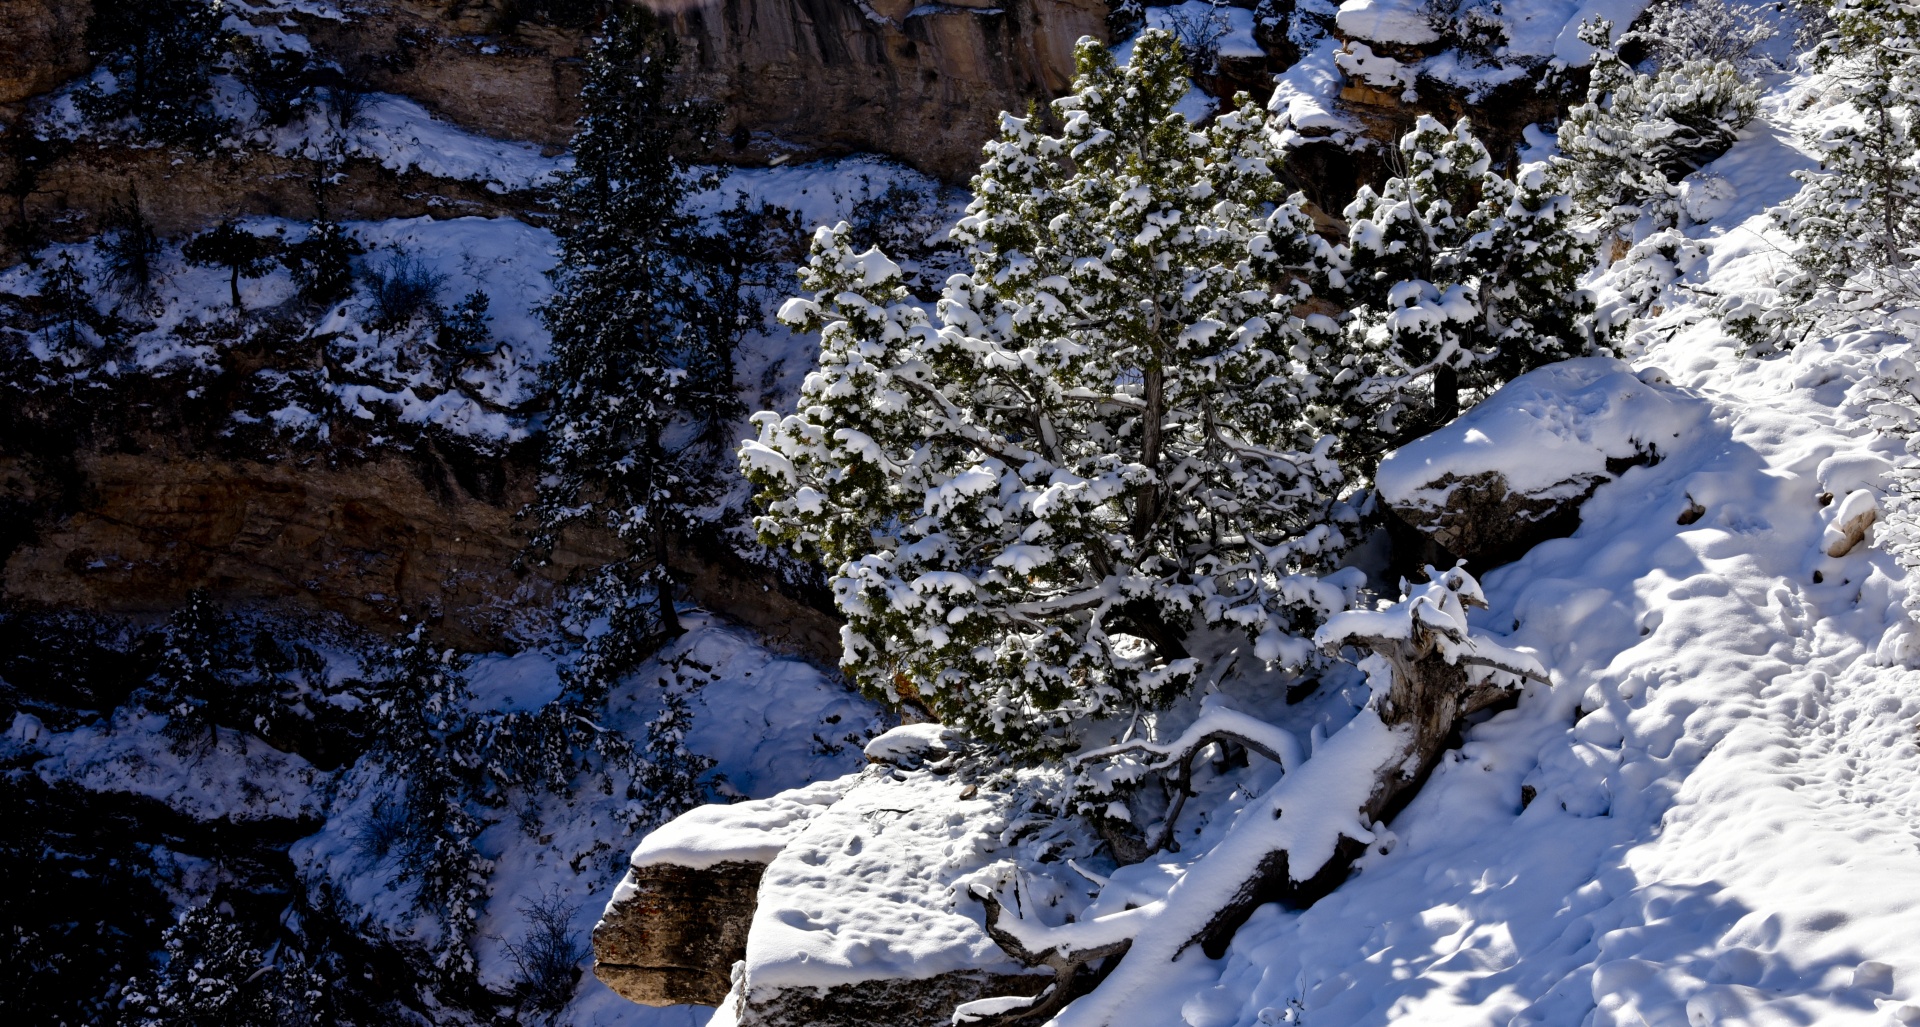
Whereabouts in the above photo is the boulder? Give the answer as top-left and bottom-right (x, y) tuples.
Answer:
(596, 767), (1055, 1027)
(1376, 358), (1705, 569)
(594, 779), (853, 1007)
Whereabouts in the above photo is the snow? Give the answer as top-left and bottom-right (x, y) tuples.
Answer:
(1267, 41), (1357, 143)
(1143, 3), (1266, 59)
(274, 93), (569, 194)
(1010, 63), (1920, 1027)
(862, 722), (963, 766)
(742, 769), (1052, 995)
(1335, 0), (1441, 46)
(1374, 357), (1709, 503)
(622, 777), (854, 874)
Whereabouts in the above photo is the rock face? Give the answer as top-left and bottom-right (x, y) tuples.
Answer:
(594, 859), (769, 1006)
(668, 0), (1109, 181)
(1376, 359), (1706, 569)
(18, 145), (536, 244)
(0, 443), (842, 657)
(0, 0), (90, 107)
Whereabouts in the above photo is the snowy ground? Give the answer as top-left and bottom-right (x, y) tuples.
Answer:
(1004, 58), (1920, 1027)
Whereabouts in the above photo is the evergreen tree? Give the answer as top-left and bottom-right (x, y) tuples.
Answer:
(360, 627), (491, 980)
(117, 903), (329, 1027)
(97, 194), (162, 305)
(1772, 0), (1920, 323)
(81, 0), (232, 147)
(533, 5), (726, 642)
(434, 290), (493, 387)
(280, 218), (362, 307)
(745, 32), (1354, 752)
(1334, 116), (1605, 454)
(1556, 17), (1759, 242)
(184, 219), (282, 310)
(37, 253), (104, 366)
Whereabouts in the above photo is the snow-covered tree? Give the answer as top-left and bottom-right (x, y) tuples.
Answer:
(1636, 0), (1780, 75)
(281, 218), (361, 307)
(744, 31), (1355, 752)
(81, 0), (232, 147)
(1335, 116), (1605, 453)
(1772, 0), (1920, 324)
(118, 903), (328, 1027)
(532, 5), (727, 642)
(36, 253), (107, 366)
(183, 219), (282, 310)
(1556, 17), (1759, 241)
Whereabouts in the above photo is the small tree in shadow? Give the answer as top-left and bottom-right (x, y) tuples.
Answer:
(503, 891), (584, 1014)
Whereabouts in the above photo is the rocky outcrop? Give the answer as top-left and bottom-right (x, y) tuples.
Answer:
(594, 859), (769, 1006)
(0, 442), (841, 658)
(15, 145), (537, 244)
(0, 0), (90, 107)
(668, 0), (1109, 181)
(289, 0), (1106, 182)
(294, 0), (589, 149)
(1376, 359), (1705, 570)
(595, 742), (1056, 1026)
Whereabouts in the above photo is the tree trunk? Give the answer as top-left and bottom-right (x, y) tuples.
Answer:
(229, 266), (243, 310)
(1188, 632), (1512, 956)
(654, 519), (682, 638)
(1433, 362), (1460, 430)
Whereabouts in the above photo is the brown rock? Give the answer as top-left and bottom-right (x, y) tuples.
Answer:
(594, 859), (768, 1007)
(0, 443), (842, 658)
(666, 0), (1109, 182)
(1385, 468), (1610, 571)
(17, 144), (537, 245)
(0, 0), (90, 106)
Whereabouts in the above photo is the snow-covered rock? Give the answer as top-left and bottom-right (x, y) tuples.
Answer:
(595, 778), (855, 1007)
(1376, 358), (1709, 567)
(601, 764), (1056, 1026)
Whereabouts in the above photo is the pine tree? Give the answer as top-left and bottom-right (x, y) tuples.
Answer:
(745, 31), (1354, 752)
(434, 290), (493, 387)
(533, 5), (726, 643)
(117, 903), (329, 1027)
(1334, 116), (1605, 454)
(1772, 0), (1920, 323)
(184, 219), (283, 310)
(1556, 17), (1759, 242)
(81, 0), (232, 147)
(97, 194), (161, 305)
(37, 253), (103, 366)
(360, 627), (491, 980)
(281, 217), (362, 307)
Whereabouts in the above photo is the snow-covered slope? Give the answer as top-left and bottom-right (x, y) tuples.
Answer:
(1040, 68), (1920, 1027)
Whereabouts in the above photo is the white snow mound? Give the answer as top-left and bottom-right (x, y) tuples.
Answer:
(1376, 357), (1708, 505)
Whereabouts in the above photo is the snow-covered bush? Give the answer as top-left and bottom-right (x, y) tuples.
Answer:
(117, 903), (328, 1026)
(1635, 0), (1780, 75)
(80, 0), (233, 149)
(1556, 18), (1760, 241)
(1770, 0), (1920, 335)
(744, 31), (1355, 753)
(1335, 116), (1606, 454)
